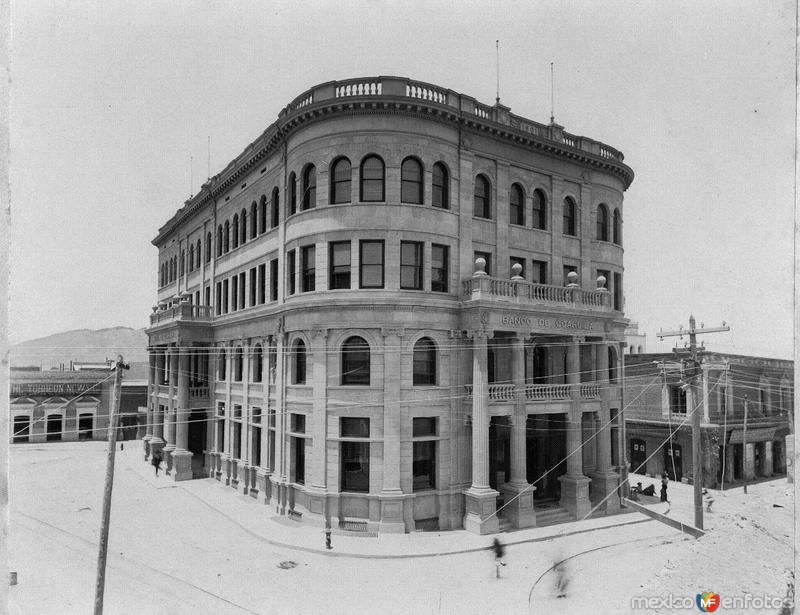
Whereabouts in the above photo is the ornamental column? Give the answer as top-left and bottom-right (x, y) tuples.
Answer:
(463, 329), (499, 534)
(503, 334), (536, 528)
(590, 341), (619, 513)
(171, 347), (193, 481)
(163, 346), (178, 474)
(150, 350), (165, 456)
(379, 327), (407, 533)
(144, 350), (156, 459)
(272, 328), (288, 515)
(559, 336), (591, 518)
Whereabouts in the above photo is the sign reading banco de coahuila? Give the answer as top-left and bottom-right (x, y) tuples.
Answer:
(499, 313), (596, 331)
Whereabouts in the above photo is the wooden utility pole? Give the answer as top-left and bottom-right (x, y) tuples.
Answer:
(743, 395), (749, 494)
(658, 316), (729, 530)
(94, 356), (128, 615)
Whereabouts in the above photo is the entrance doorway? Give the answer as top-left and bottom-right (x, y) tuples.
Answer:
(664, 442), (683, 481)
(78, 414), (93, 440)
(46, 414), (63, 441)
(488, 416), (510, 494)
(526, 413), (567, 501)
(13, 416), (30, 443)
(733, 443), (743, 480)
(188, 409), (207, 478)
(773, 440), (783, 474)
(630, 438), (646, 474)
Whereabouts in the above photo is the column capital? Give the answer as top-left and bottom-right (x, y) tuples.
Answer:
(465, 329), (494, 340)
(571, 335), (586, 344)
(381, 327), (405, 339)
(449, 329), (466, 339)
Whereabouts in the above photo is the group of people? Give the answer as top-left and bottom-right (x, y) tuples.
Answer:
(631, 471), (671, 502)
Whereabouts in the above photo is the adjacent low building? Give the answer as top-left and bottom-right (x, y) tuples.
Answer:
(624, 352), (793, 488)
(144, 76), (634, 533)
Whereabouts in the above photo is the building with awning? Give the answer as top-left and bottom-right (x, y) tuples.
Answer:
(624, 351), (792, 489)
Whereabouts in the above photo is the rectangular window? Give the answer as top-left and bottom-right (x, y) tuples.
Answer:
(329, 241), (351, 289)
(231, 275), (238, 311)
(232, 422), (242, 459)
(341, 418), (370, 492)
(222, 279), (229, 314)
(531, 260), (548, 285)
(287, 250), (296, 295)
(239, 272), (246, 308)
(301, 245), (315, 292)
(291, 413), (306, 434)
(293, 437), (305, 485)
(613, 272), (623, 311)
(215, 282), (222, 315)
(258, 263), (266, 304)
(474, 251), (492, 276)
(359, 240), (384, 289)
(249, 268), (257, 307)
(413, 416), (437, 492)
(670, 385), (687, 414)
(431, 244), (449, 293)
(400, 241), (423, 290)
(216, 418), (225, 453)
(269, 259), (278, 302)
(510, 256), (525, 279)
(251, 426), (262, 466)
(205, 286), (211, 307)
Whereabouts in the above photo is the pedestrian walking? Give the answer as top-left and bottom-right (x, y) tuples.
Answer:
(554, 559), (569, 598)
(151, 450), (162, 476)
(492, 537), (506, 578)
(660, 471), (669, 502)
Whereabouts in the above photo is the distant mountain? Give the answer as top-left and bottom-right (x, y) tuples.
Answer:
(10, 327), (148, 370)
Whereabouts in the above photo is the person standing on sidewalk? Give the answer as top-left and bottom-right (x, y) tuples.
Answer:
(151, 450), (162, 476)
(492, 538), (506, 578)
(660, 471), (669, 502)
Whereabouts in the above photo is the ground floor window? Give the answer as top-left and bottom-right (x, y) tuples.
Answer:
(13, 415), (30, 443)
(292, 437), (305, 485)
(341, 417), (370, 492)
(412, 417), (437, 491)
(216, 419), (225, 453)
(232, 422), (242, 459)
(78, 413), (93, 440)
(251, 426), (262, 466)
(630, 438), (646, 473)
(46, 414), (62, 441)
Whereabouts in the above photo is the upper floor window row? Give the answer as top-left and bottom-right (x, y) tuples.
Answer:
(476, 177), (550, 233)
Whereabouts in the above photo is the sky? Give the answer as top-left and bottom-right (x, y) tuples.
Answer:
(8, 0), (796, 359)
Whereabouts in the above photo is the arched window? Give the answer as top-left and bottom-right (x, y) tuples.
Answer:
(413, 338), (436, 386)
(509, 183), (524, 226)
(302, 165), (316, 210)
(288, 172), (297, 216)
(224, 220), (230, 252)
(206, 232), (212, 262)
(613, 208), (622, 245)
(532, 189), (547, 230)
(341, 336), (370, 385)
(432, 162), (449, 209)
(217, 226), (223, 257)
(292, 340), (307, 384)
(233, 347), (243, 382)
(401, 157), (423, 204)
(473, 174), (491, 219)
(252, 344), (263, 383)
(196, 239), (202, 268)
(596, 203), (609, 241)
(563, 197), (577, 236)
(232, 215), (239, 249)
(250, 202), (258, 239)
(180, 250), (185, 276)
(330, 157), (352, 204)
(188, 245), (195, 272)
(217, 348), (227, 381)
(360, 156), (384, 202)
(240, 209), (247, 244)
(271, 187), (280, 228)
(259, 195), (267, 233)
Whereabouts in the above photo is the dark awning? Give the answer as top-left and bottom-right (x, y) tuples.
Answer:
(728, 427), (776, 444)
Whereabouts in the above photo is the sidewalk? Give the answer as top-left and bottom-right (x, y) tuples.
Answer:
(127, 444), (656, 559)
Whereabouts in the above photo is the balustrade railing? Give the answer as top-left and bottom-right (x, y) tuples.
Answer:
(463, 276), (611, 310)
(189, 386), (209, 398)
(580, 384), (601, 399)
(406, 83), (447, 104)
(464, 383), (593, 402)
(524, 384), (570, 400)
(335, 79), (381, 97)
(150, 303), (213, 325)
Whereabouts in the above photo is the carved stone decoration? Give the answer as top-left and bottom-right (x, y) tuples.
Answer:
(480, 311), (489, 325)
(381, 327), (405, 339)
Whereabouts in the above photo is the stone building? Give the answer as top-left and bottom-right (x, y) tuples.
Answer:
(624, 352), (793, 488)
(144, 76), (634, 533)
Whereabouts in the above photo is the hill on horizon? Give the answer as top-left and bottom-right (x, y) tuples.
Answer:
(10, 326), (149, 369)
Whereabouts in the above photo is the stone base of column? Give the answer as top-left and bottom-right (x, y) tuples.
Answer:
(143, 435), (152, 460)
(589, 471), (620, 514)
(259, 470), (272, 504)
(162, 444), (176, 475)
(248, 467), (260, 499)
(223, 456), (232, 485)
(462, 487), (500, 534)
(300, 486), (330, 527)
(378, 491), (407, 533)
(558, 474), (592, 519)
(238, 464), (250, 494)
(171, 450), (193, 481)
(785, 435), (794, 482)
(502, 482), (537, 529)
(230, 460), (240, 489)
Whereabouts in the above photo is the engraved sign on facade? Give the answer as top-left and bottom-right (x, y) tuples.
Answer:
(500, 313), (595, 331)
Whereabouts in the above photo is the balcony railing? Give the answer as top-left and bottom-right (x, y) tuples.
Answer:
(463, 276), (612, 310)
(150, 303), (213, 326)
(464, 383), (605, 402)
(189, 386), (210, 398)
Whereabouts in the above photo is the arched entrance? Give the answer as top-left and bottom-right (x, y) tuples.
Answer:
(188, 408), (207, 478)
(526, 413), (567, 501)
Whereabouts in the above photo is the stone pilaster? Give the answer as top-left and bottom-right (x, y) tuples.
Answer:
(143, 350), (155, 459)
(463, 329), (499, 534)
(163, 347), (178, 474)
(590, 342), (619, 513)
(305, 328), (330, 525)
(379, 327), (406, 532)
(762, 441), (773, 477)
(149, 351), (165, 456)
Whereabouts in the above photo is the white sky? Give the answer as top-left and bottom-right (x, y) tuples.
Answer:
(9, 0), (796, 359)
